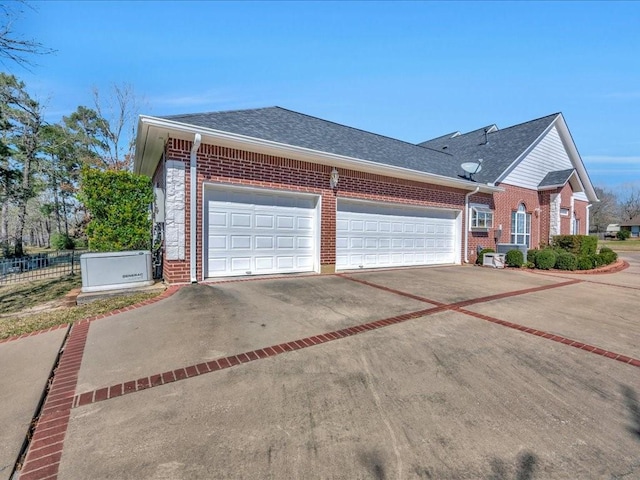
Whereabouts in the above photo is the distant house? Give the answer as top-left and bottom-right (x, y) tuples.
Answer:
(134, 107), (599, 283)
(620, 217), (640, 237)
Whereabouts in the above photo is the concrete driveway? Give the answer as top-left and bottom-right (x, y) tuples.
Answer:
(10, 255), (640, 479)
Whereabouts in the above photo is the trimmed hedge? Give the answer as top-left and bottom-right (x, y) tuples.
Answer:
(527, 249), (539, 265)
(505, 249), (524, 267)
(555, 251), (577, 271)
(577, 256), (594, 270)
(598, 247), (618, 265)
(552, 235), (598, 256)
(476, 248), (495, 265)
(535, 249), (557, 270)
(80, 168), (154, 252)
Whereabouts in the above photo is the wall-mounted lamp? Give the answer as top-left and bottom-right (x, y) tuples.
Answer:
(329, 168), (339, 189)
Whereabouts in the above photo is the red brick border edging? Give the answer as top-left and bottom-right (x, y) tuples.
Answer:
(17, 285), (181, 480)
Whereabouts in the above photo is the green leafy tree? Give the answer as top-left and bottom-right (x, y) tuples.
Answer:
(0, 72), (42, 256)
(80, 167), (153, 251)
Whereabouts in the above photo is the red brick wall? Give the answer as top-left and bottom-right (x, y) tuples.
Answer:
(559, 183), (573, 235)
(163, 137), (471, 282)
(492, 184), (544, 252)
(574, 200), (588, 235)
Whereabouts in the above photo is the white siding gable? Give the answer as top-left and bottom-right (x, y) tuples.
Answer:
(502, 125), (573, 189)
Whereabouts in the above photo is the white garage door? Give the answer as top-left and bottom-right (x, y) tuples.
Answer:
(204, 188), (318, 278)
(336, 201), (459, 270)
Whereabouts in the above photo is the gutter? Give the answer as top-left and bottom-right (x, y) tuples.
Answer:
(136, 116), (502, 195)
(190, 133), (202, 283)
(464, 187), (480, 263)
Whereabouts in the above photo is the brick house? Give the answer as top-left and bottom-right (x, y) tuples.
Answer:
(134, 107), (598, 284)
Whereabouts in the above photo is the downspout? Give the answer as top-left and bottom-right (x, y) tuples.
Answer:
(190, 133), (202, 283)
(586, 203), (592, 235)
(464, 186), (480, 263)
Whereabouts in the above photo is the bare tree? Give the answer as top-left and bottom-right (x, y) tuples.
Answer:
(590, 186), (619, 232)
(0, 2), (54, 69)
(618, 184), (640, 221)
(91, 83), (141, 170)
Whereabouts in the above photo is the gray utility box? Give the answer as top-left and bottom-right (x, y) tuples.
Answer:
(496, 243), (528, 262)
(483, 253), (506, 268)
(80, 250), (154, 293)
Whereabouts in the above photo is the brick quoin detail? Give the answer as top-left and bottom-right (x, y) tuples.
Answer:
(163, 138), (472, 283)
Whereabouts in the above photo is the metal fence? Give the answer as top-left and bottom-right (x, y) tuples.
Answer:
(0, 251), (82, 285)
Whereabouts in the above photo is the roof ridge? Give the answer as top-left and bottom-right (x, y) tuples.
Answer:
(489, 112), (560, 134)
(163, 106), (277, 119)
(273, 107), (453, 157)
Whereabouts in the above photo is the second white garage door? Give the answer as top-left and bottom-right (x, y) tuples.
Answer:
(204, 187), (319, 278)
(336, 201), (459, 270)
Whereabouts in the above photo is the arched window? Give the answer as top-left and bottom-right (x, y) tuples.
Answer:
(511, 204), (531, 246)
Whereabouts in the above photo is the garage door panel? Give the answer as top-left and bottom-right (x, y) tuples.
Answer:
(336, 202), (458, 270)
(205, 190), (318, 278)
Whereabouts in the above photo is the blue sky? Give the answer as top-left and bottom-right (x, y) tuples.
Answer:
(13, 1), (640, 190)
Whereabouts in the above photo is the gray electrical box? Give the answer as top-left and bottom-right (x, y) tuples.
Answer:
(80, 250), (154, 293)
(154, 187), (165, 223)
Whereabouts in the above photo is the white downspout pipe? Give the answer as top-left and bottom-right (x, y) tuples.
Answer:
(586, 203), (592, 235)
(190, 133), (202, 283)
(464, 186), (480, 263)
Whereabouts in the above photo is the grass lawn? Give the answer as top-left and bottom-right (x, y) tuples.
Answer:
(599, 238), (640, 251)
(0, 275), (163, 340)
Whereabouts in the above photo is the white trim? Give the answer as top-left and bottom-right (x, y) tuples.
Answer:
(201, 182), (321, 279)
(190, 133), (201, 283)
(464, 187), (480, 263)
(135, 115), (501, 194)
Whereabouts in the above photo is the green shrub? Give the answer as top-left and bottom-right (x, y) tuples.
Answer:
(74, 237), (88, 249)
(524, 261), (536, 269)
(577, 256), (594, 270)
(598, 249), (618, 265)
(505, 249), (524, 267)
(592, 253), (606, 267)
(535, 249), (557, 270)
(476, 248), (495, 265)
(50, 232), (75, 250)
(555, 251), (577, 271)
(551, 235), (597, 256)
(527, 249), (539, 265)
(80, 168), (153, 252)
(617, 229), (631, 241)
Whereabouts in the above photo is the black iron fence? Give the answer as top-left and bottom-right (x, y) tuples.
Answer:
(0, 251), (82, 285)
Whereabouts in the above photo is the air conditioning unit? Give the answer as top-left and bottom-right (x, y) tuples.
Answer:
(80, 250), (154, 293)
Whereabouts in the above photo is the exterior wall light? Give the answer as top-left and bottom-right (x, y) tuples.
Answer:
(329, 168), (339, 188)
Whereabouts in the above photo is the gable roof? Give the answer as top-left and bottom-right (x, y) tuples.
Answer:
(163, 107), (464, 179)
(620, 216), (640, 227)
(418, 114), (559, 185)
(538, 168), (576, 188)
(135, 106), (597, 201)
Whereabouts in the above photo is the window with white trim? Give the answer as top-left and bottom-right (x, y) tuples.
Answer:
(470, 205), (494, 230)
(560, 207), (570, 216)
(511, 204), (531, 246)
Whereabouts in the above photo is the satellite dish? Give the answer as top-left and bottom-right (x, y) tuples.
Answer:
(460, 159), (483, 180)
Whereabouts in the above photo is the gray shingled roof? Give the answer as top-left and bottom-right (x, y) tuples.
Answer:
(418, 113), (560, 184)
(164, 107), (560, 184)
(538, 168), (575, 188)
